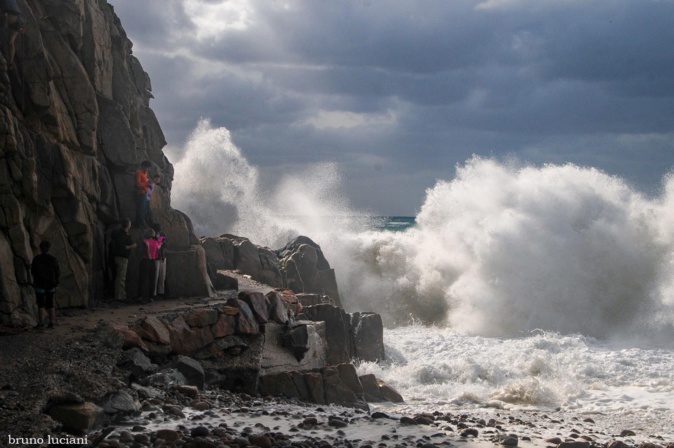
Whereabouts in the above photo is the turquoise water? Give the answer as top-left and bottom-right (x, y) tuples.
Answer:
(377, 216), (415, 232)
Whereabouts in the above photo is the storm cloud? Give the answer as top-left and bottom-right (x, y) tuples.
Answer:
(109, 0), (674, 214)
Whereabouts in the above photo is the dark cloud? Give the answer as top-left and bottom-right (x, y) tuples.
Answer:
(108, 0), (674, 215)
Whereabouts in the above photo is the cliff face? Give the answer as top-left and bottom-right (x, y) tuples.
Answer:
(0, 0), (197, 325)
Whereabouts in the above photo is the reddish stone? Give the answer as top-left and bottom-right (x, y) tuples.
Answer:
(130, 325), (152, 341)
(238, 290), (270, 324)
(211, 313), (236, 338)
(277, 290), (302, 316)
(141, 316), (171, 345)
(156, 429), (181, 442)
(168, 315), (213, 356)
(171, 315), (191, 332)
(109, 321), (148, 351)
(265, 291), (290, 324)
(222, 306), (239, 316)
(225, 298), (260, 335)
(190, 401), (211, 411)
(120, 328), (149, 351)
(172, 384), (199, 398)
(186, 308), (219, 328)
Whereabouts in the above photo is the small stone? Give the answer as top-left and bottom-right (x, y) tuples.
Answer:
(119, 431), (134, 443)
(499, 435), (518, 447)
(400, 416), (415, 425)
(413, 415), (434, 425)
(620, 430), (636, 437)
(608, 442), (631, 448)
(191, 425), (210, 437)
(249, 435), (272, 448)
(460, 428), (478, 438)
(133, 433), (150, 444)
(328, 417), (348, 428)
(303, 417), (319, 426)
(156, 429), (181, 442)
(191, 401), (211, 411)
(371, 412), (391, 419)
(163, 405), (186, 418)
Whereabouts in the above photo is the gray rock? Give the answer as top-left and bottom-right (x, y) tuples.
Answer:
(173, 355), (205, 390)
(48, 402), (104, 432)
(141, 369), (188, 388)
(100, 390), (140, 414)
(119, 347), (158, 379)
(350, 312), (385, 362)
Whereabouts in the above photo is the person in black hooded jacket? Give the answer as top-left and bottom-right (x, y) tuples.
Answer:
(31, 240), (60, 328)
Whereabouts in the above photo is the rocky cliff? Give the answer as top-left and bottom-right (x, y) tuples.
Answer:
(0, 0), (199, 325)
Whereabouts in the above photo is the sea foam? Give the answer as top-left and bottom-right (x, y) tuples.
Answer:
(172, 121), (674, 342)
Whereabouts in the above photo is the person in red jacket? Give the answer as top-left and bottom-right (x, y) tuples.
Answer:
(135, 160), (155, 228)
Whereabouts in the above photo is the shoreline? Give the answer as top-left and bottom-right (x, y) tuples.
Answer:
(0, 275), (672, 448)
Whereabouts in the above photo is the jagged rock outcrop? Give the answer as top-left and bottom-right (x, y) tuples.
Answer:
(203, 234), (342, 306)
(201, 234), (283, 289)
(278, 236), (342, 307)
(0, 0), (209, 325)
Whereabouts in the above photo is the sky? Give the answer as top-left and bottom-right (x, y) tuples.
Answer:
(108, 0), (674, 216)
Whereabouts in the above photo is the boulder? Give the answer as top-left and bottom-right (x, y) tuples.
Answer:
(379, 380), (404, 403)
(200, 334), (264, 395)
(350, 312), (385, 362)
(172, 355), (205, 390)
(278, 236), (342, 307)
(167, 315), (202, 356)
(322, 367), (367, 410)
(100, 390), (140, 414)
(226, 298), (260, 335)
(258, 372), (301, 399)
(186, 308), (219, 328)
(336, 363), (364, 399)
(238, 290), (270, 324)
(204, 235), (283, 288)
(165, 245), (215, 299)
(299, 304), (352, 365)
(141, 316), (171, 345)
(213, 271), (238, 290)
(261, 322), (327, 374)
(266, 291), (292, 324)
(118, 347), (157, 380)
(48, 402), (103, 433)
(211, 313), (236, 338)
(304, 372), (325, 404)
(359, 374), (384, 402)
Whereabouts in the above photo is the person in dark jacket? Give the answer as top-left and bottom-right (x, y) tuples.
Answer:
(109, 218), (137, 301)
(31, 240), (60, 328)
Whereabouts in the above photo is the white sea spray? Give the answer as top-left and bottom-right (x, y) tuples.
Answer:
(171, 121), (674, 439)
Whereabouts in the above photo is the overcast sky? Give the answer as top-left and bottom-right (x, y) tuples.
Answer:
(108, 0), (674, 216)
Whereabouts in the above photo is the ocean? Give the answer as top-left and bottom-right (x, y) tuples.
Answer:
(171, 121), (674, 441)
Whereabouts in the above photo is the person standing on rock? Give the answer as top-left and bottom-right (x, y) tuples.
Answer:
(31, 240), (60, 328)
(110, 218), (137, 302)
(0, 0), (24, 69)
(135, 160), (159, 229)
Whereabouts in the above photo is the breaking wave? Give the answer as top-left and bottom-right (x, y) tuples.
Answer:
(172, 121), (674, 341)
